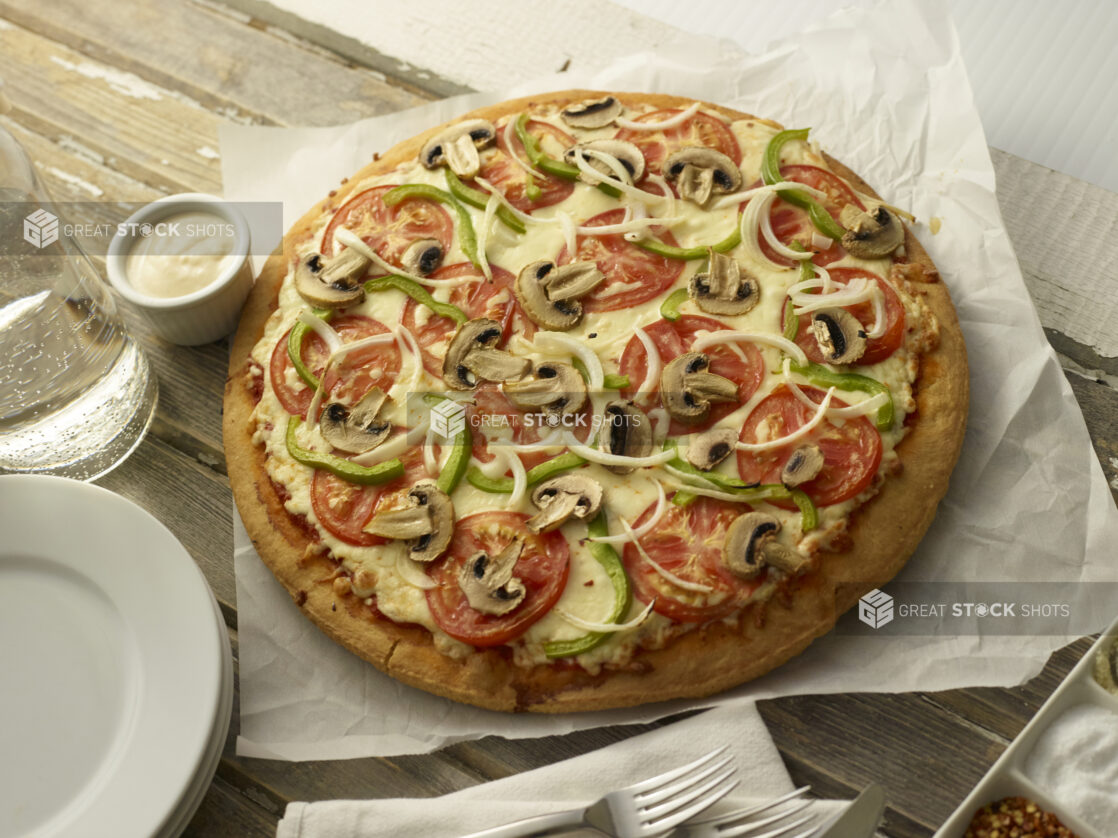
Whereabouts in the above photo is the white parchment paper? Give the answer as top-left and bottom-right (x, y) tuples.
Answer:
(221, 0), (1118, 760)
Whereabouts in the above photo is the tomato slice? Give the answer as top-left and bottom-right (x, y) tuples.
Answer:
(784, 267), (906, 365)
(321, 185), (454, 268)
(560, 209), (685, 311)
(270, 315), (401, 417)
(756, 165), (864, 267)
(310, 445), (428, 546)
(737, 385), (882, 507)
(479, 118), (575, 212)
(622, 496), (757, 622)
(617, 314), (764, 434)
(616, 108), (742, 173)
(400, 263), (534, 377)
(426, 512), (570, 647)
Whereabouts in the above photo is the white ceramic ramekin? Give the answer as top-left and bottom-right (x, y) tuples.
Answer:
(106, 193), (254, 346)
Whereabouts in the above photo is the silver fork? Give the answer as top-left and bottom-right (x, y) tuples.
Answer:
(665, 786), (820, 838)
(458, 746), (738, 838)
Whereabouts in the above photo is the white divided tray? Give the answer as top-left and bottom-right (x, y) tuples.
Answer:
(935, 618), (1118, 837)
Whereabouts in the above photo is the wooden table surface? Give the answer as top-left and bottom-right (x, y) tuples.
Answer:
(2, 1), (1115, 835)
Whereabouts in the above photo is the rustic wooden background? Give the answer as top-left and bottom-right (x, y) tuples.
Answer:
(1, 0), (1115, 834)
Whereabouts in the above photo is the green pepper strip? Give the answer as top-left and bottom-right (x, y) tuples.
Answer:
(466, 451), (586, 494)
(788, 361), (895, 431)
(420, 394), (471, 494)
(633, 215), (743, 262)
(671, 490), (698, 507)
(569, 356), (628, 390)
(288, 307), (334, 389)
(544, 510), (633, 658)
(514, 113), (621, 199)
(382, 183), (481, 269)
(286, 417), (404, 485)
(782, 299), (798, 342)
(760, 128), (846, 242)
(660, 288), (689, 322)
(663, 441), (817, 531)
(443, 169), (525, 235)
(364, 275), (467, 326)
(524, 173), (543, 202)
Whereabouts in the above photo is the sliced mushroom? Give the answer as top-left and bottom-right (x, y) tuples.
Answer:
(840, 204), (905, 259)
(401, 238), (444, 277)
(689, 249), (760, 316)
(685, 427), (738, 471)
(419, 119), (497, 179)
(442, 318), (531, 390)
(723, 511), (806, 579)
(294, 249), (368, 308)
(365, 481), (454, 562)
(599, 401), (654, 475)
(319, 387), (391, 454)
(810, 308), (867, 365)
(660, 352), (738, 426)
(526, 473), (603, 533)
(781, 443), (824, 487)
(515, 260), (604, 331)
(503, 362), (587, 416)
(458, 539), (526, 616)
(560, 96), (623, 129)
(662, 147), (743, 208)
(564, 139), (645, 184)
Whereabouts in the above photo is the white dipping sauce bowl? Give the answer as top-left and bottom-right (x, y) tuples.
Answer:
(107, 193), (254, 346)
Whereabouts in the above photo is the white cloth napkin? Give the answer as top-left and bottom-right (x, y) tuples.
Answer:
(276, 701), (845, 837)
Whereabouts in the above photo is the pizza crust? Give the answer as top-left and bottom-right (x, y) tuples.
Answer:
(224, 91), (968, 713)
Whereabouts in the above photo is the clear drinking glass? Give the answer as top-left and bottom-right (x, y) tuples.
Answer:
(0, 123), (157, 480)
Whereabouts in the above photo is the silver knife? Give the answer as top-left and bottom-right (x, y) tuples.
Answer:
(817, 784), (885, 838)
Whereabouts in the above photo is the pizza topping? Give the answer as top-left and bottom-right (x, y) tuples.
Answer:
(811, 308), (867, 365)
(690, 329), (809, 365)
(515, 260), (604, 330)
(563, 139), (646, 184)
(503, 361), (587, 416)
(458, 539), (527, 616)
(685, 428), (738, 471)
(286, 416), (405, 485)
(662, 147), (742, 208)
(318, 387), (392, 454)
(614, 102), (701, 131)
(786, 360), (895, 431)
(840, 204), (905, 259)
(526, 473), (604, 533)
(600, 401), (654, 474)
(419, 119), (497, 179)
(294, 250), (368, 308)
(760, 129), (847, 242)
(660, 352), (738, 426)
(689, 249), (759, 316)
(366, 481), (455, 562)
(723, 511), (805, 580)
(560, 96), (623, 129)
(780, 443), (825, 486)
(443, 318), (531, 390)
(400, 238), (444, 277)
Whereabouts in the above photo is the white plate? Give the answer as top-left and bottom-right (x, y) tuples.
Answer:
(0, 475), (228, 838)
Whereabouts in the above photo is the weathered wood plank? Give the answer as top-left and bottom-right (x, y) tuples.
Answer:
(0, 18), (222, 194)
(181, 774), (278, 838)
(1064, 371), (1118, 504)
(991, 147), (1118, 372)
(0, 0), (427, 128)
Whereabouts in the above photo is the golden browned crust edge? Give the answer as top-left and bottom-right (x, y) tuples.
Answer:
(224, 90), (969, 713)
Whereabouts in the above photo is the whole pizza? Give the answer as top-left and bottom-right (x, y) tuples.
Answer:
(224, 91), (968, 712)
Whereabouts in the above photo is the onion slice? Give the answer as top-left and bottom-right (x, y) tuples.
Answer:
(555, 599), (656, 633)
(335, 227), (478, 288)
(735, 387), (836, 452)
(690, 329), (808, 366)
(614, 102), (701, 131)
(634, 327), (661, 396)
(589, 482), (667, 544)
(396, 552), (437, 590)
(623, 517), (713, 593)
